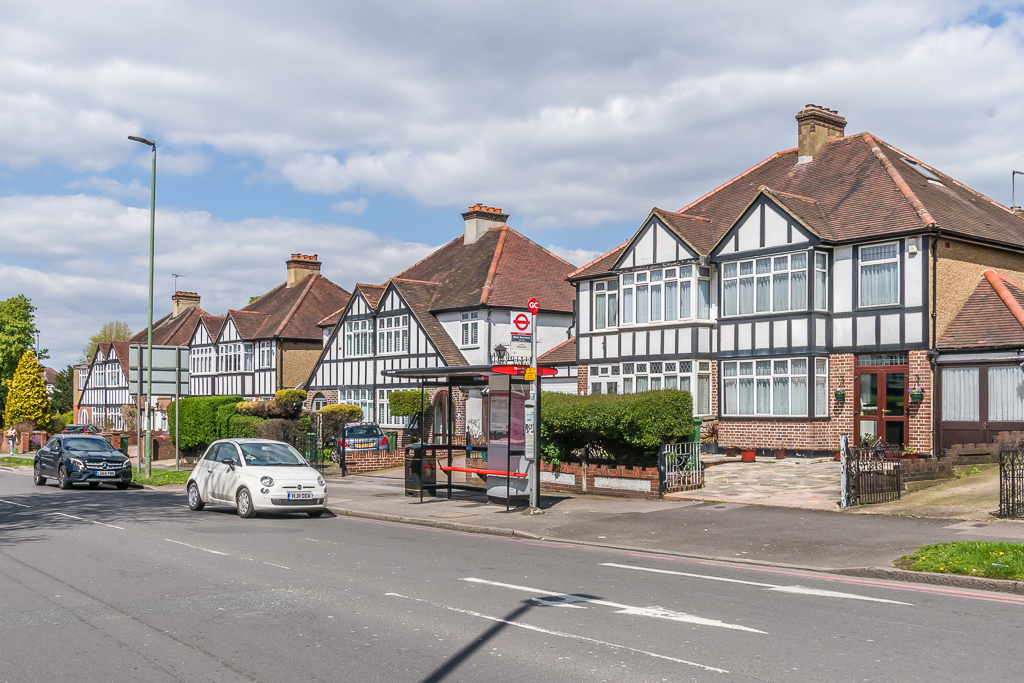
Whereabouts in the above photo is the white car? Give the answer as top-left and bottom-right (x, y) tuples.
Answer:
(186, 439), (328, 518)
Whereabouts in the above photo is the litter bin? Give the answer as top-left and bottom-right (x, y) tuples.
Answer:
(689, 417), (703, 443)
(404, 444), (436, 497)
(118, 434), (129, 456)
(385, 430), (398, 452)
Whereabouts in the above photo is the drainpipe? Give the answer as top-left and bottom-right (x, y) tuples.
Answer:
(930, 230), (940, 456)
(486, 309), (492, 364)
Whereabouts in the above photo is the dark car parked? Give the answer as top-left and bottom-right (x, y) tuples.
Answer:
(338, 423), (389, 452)
(34, 435), (133, 490)
(63, 424), (101, 434)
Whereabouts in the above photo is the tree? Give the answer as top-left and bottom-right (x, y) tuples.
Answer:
(0, 294), (42, 426)
(80, 321), (132, 364)
(51, 365), (74, 415)
(4, 350), (51, 431)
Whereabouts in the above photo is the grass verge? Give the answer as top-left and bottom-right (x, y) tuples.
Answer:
(0, 456), (33, 467)
(132, 468), (191, 486)
(895, 541), (1024, 581)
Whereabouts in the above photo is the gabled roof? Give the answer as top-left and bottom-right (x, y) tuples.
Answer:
(94, 341), (131, 382)
(239, 274), (351, 342)
(652, 132), (1024, 256)
(356, 283), (387, 309)
(538, 336), (576, 365)
(389, 278), (468, 366)
(395, 226), (576, 313)
(41, 367), (58, 385)
(198, 315), (226, 342)
(129, 304), (208, 347)
(225, 310), (270, 341)
(938, 270), (1024, 351)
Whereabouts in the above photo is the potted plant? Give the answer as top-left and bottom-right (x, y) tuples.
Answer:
(834, 386), (847, 402)
(903, 447), (919, 461)
(740, 446), (757, 463)
(909, 385), (924, 403)
(699, 420), (720, 454)
(833, 449), (842, 461)
(773, 443), (786, 459)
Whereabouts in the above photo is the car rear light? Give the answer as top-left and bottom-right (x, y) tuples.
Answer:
(344, 440), (352, 448)
(381, 436), (388, 447)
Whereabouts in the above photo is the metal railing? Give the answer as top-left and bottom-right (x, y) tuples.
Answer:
(846, 446), (902, 505)
(999, 449), (1024, 519)
(659, 441), (704, 496)
(283, 429), (326, 474)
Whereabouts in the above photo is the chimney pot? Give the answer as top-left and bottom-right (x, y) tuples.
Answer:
(795, 105), (847, 162)
(286, 253), (322, 288)
(171, 290), (201, 316)
(461, 204), (510, 245)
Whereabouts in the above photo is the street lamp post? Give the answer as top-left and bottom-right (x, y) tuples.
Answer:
(129, 135), (156, 479)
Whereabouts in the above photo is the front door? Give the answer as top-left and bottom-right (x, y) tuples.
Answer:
(855, 369), (907, 448)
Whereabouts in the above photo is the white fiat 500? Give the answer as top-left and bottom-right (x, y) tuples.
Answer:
(186, 439), (328, 518)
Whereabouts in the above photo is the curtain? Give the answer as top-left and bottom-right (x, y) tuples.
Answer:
(815, 269), (827, 310)
(666, 376), (677, 390)
(680, 280), (691, 318)
(791, 271), (807, 310)
(942, 367), (979, 421)
(860, 262), (898, 306)
(723, 279), (737, 316)
(739, 378), (754, 414)
(608, 293), (618, 326)
(651, 285), (662, 321)
(988, 366), (1024, 422)
(756, 276), (770, 312)
(773, 273), (789, 311)
(664, 282), (677, 320)
(773, 377), (790, 415)
(756, 378), (771, 414)
(739, 277), (754, 315)
(815, 377), (828, 417)
(697, 280), (710, 319)
(623, 288), (633, 323)
(724, 380), (738, 415)
(594, 293), (606, 329)
(636, 285), (649, 323)
(636, 376), (649, 392)
(697, 375), (710, 414)
(791, 377), (808, 416)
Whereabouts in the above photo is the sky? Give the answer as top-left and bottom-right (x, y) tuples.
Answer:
(1, 1), (1023, 367)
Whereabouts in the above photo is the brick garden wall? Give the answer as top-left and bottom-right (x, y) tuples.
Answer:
(539, 461), (660, 499)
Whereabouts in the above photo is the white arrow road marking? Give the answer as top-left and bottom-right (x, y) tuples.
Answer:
(0, 499), (30, 507)
(461, 577), (765, 633)
(164, 539), (291, 570)
(385, 592), (728, 674)
(600, 563), (912, 605)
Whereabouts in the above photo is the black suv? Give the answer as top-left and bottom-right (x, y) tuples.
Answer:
(34, 434), (133, 490)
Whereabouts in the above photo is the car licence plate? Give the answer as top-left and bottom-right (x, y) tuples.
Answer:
(95, 471), (116, 477)
(287, 492), (313, 500)
(355, 442), (373, 448)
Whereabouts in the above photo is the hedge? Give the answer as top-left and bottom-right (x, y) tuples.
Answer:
(318, 403), (362, 435)
(540, 389), (693, 466)
(167, 396), (242, 451)
(254, 418), (304, 442)
(226, 414), (263, 439)
(388, 390), (428, 417)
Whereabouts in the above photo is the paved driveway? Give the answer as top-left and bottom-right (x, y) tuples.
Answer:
(668, 457), (842, 510)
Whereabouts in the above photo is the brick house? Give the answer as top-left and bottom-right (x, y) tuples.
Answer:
(572, 105), (1024, 455)
(305, 205), (578, 456)
(187, 255), (350, 400)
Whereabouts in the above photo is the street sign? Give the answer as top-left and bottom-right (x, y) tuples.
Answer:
(524, 368), (536, 381)
(510, 333), (533, 360)
(513, 312), (531, 331)
(491, 365), (558, 377)
(527, 298), (540, 315)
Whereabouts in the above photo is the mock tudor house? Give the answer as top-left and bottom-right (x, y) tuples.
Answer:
(187, 254), (350, 400)
(572, 105), (1024, 455)
(77, 291), (207, 429)
(305, 205), (578, 447)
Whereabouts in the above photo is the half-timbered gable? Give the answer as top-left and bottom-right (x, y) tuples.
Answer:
(79, 342), (131, 429)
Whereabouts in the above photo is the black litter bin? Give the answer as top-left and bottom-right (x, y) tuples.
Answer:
(404, 444), (436, 497)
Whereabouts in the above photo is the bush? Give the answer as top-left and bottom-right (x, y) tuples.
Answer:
(167, 396), (242, 451)
(50, 413), (67, 434)
(226, 415), (263, 439)
(318, 403), (363, 434)
(388, 390), (428, 417)
(215, 402), (238, 438)
(274, 389), (306, 417)
(4, 350), (51, 431)
(254, 418), (304, 442)
(60, 410), (74, 427)
(540, 389), (693, 467)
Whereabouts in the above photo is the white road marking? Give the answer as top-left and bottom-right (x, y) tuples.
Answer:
(601, 563), (912, 605)
(461, 577), (765, 633)
(385, 592), (728, 673)
(93, 521), (125, 530)
(0, 499), (29, 507)
(53, 512), (84, 520)
(164, 538), (291, 570)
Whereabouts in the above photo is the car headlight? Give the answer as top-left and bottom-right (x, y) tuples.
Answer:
(122, 460), (133, 470)
(317, 476), (325, 488)
(69, 458), (85, 470)
(260, 476), (274, 487)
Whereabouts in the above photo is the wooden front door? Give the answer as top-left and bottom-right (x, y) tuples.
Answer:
(855, 368), (908, 448)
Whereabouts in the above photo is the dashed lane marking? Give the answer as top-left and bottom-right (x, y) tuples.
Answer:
(385, 592), (729, 674)
(600, 562), (912, 605)
(461, 577), (766, 633)
(0, 499), (30, 507)
(164, 538), (291, 570)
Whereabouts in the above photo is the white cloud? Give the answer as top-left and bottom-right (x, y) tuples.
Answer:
(545, 245), (603, 268)
(64, 176), (150, 199)
(0, 193), (435, 367)
(331, 197), (369, 215)
(1, 1), (1022, 226)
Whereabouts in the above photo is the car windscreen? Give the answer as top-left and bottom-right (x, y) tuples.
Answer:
(63, 437), (116, 453)
(64, 426), (85, 433)
(345, 425), (382, 439)
(239, 442), (307, 466)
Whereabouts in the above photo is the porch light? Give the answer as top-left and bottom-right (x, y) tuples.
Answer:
(494, 344), (507, 363)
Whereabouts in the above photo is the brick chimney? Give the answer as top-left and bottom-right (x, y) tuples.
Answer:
(286, 253), (321, 288)
(171, 291), (201, 317)
(795, 105), (847, 163)
(461, 204), (509, 245)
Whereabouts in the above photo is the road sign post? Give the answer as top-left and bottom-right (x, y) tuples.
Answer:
(528, 298), (541, 511)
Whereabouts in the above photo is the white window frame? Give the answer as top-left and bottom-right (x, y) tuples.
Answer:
(78, 368), (87, 390)
(721, 252), (808, 318)
(378, 315), (410, 355)
(721, 357), (811, 417)
(460, 312), (479, 348)
(592, 280), (619, 330)
(259, 341), (274, 369)
(814, 252), (829, 311)
(814, 357), (829, 417)
(858, 241), (900, 308)
(697, 268), (712, 320)
(345, 320), (374, 357)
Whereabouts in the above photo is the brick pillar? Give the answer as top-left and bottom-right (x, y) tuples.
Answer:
(828, 353), (855, 449)
(577, 365), (589, 395)
(907, 349), (933, 454)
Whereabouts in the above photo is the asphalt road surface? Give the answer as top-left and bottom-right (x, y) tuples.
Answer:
(2, 469), (1022, 683)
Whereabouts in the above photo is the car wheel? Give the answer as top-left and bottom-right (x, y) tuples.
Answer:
(307, 510), (325, 518)
(57, 466), (72, 490)
(115, 482), (129, 490)
(187, 482), (205, 511)
(236, 487), (256, 518)
(88, 481), (100, 488)
(33, 462), (46, 486)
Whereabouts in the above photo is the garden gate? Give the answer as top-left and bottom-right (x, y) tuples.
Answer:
(999, 448), (1024, 519)
(845, 446), (902, 505)
(659, 442), (703, 496)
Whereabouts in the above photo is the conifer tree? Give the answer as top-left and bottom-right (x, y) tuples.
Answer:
(4, 350), (51, 430)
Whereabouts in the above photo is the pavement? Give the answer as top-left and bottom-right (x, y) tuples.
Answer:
(669, 456), (842, 510)
(4, 468), (1024, 682)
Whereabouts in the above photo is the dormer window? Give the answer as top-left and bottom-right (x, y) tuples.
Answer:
(461, 312), (479, 347)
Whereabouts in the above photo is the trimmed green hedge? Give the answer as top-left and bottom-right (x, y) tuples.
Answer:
(168, 396), (242, 451)
(226, 414), (263, 439)
(540, 389), (693, 466)
(388, 390), (428, 416)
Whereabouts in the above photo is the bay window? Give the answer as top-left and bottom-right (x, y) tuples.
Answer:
(814, 252), (828, 311)
(859, 242), (899, 307)
(722, 252), (807, 316)
(593, 280), (618, 329)
(697, 268), (711, 320)
(244, 344), (253, 372)
(723, 357), (818, 417)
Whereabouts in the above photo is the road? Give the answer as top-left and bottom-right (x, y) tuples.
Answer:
(1, 468), (1022, 682)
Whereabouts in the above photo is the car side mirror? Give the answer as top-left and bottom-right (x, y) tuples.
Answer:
(220, 458), (236, 470)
